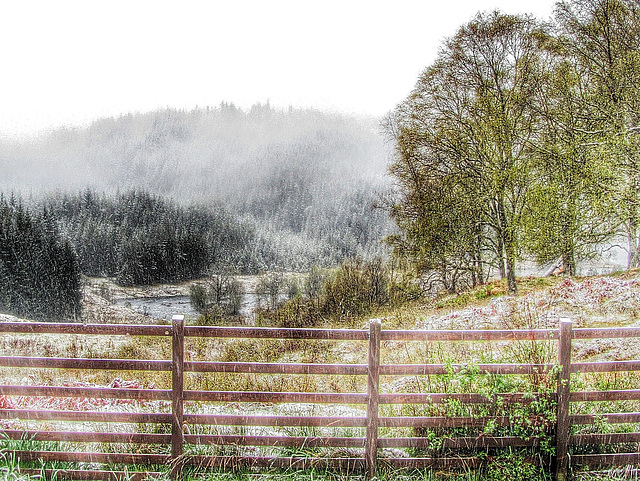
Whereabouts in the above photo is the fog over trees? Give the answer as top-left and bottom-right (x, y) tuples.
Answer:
(1, 105), (393, 281)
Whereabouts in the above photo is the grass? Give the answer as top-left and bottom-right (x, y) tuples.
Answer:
(1, 466), (637, 481)
(2, 272), (640, 479)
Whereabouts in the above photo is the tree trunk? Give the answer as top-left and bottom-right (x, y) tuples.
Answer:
(474, 225), (484, 286)
(559, 202), (577, 277)
(561, 235), (577, 277)
(628, 219), (640, 269)
(496, 200), (517, 295)
(505, 249), (517, 295)
(496, 233), (506, 279)
(561, 253), (576, 277)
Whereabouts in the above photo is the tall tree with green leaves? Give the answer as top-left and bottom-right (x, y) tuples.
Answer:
(384, 114), (487, 293)
(555, 0), (640, 268)
(388, 11), (546, 294)
(524, 35), (617, 275)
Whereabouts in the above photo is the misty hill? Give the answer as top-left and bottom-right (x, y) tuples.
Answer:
(1, 105), (393, 271)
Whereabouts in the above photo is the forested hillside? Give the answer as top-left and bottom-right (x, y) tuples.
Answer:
(1, 105), (392, 271)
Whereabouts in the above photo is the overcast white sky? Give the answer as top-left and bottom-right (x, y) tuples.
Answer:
(1, 0), (559, 139)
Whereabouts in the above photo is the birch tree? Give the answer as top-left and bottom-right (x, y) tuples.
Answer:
(555, 0), (640, 267)
(388, 11), (545, 294)
(524, 37), (617, 274)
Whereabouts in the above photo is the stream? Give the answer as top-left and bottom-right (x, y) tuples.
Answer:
(115, 293), (259, 321)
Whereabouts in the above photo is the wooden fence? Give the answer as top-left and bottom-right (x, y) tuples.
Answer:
(0, 316), (639, 480)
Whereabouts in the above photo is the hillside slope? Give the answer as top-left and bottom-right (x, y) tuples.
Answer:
(402, 273), (640, 362)
(1, 105), (394, 268)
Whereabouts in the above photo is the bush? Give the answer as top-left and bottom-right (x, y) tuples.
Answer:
(320, 257), (389, 318)
(256, 296), (323, 328)
(189, 274), (244, 317)
(189, 284), (208, 313)
(255, 272), (285, 310)
(259, 258), (392, 328)
(486, 451), (546, 481)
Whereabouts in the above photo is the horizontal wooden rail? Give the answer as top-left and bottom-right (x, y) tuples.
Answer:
(570, 360), (640, 373)
(0, 322), (171, 336)
(183, 455), (365, 470)
(184, 414), (367, 427)
(2, 429), (171, 444)
(0, 357), (171, 371)
(570, 389), (640, 402)
(8, 450), (170, 465)
(0, 385), (172, 400)
(20, 470), (162, 481)
(570, 432), (640, 445)
(186, 434), (366, 448)
(378, 416), (511, 428)
(184, 361), (367, 375)
(570, 412), (640, 424)
(382, 457), (483, 469)
(378, 436), (542, 449)
(571, 453), (640, 467)
(572, 327), (640, 339)
(380, 329), (559, 341)
(380, 363), (554, 375)
(184, 326), (368, 340)
(184, 390), (368, 403)
(0, 409), (171, 423)
(17, 453), (367, 472)
(379, 392), (555, 404)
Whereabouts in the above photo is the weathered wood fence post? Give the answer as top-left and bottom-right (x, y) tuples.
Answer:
(555, 318), (573, 481)
(365, 318), (381, 480)
(171, 315), (185, 479)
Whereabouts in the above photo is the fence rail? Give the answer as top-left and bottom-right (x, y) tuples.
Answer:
(0, 317), (639, 480)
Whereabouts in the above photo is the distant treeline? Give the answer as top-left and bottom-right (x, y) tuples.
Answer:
(46, 189), (254, 286)
(41, 188), (389, 284)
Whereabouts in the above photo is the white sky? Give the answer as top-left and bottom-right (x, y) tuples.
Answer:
(0, 0), (559, 139)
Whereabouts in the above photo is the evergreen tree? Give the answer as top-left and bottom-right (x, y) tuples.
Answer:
(0, 197), (82, 321)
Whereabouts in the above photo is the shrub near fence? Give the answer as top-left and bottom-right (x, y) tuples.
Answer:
(0, 317), (638, 480)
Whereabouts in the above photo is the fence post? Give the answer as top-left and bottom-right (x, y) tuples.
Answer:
(555, 318), (573, 481)
(365, 319), (381, 480)
(171, 315), (185, 479)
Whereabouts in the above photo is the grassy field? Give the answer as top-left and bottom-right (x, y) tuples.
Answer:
(1, 272), (640, 480)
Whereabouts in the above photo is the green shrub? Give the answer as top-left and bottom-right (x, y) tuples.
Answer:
(255, 272), (285, 310)
(320, 257), (389, 318)
(190, 274), (244, 317)
(258, 258), (393, 327)
(257, 296), (323, 328)
(486, 451), (547, 481)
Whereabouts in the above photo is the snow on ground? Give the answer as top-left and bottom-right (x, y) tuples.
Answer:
(418, 274), (640, 361)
